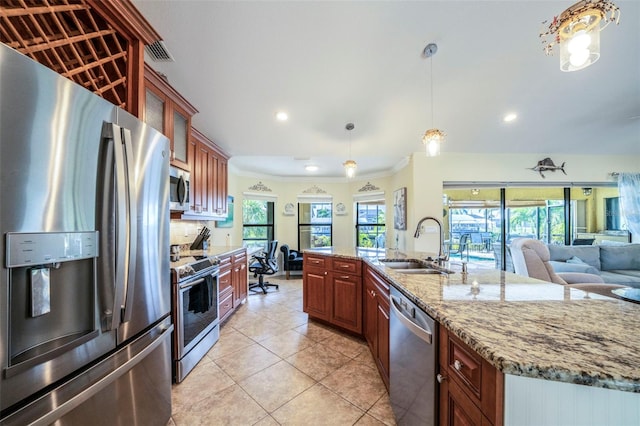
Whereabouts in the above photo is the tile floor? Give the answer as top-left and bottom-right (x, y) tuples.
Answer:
(167, 277), (397, 426)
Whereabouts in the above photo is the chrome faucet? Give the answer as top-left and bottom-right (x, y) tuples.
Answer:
(414, 216), (448, 263)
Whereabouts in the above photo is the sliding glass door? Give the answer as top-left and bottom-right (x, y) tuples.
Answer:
(443, 184), (624, 270)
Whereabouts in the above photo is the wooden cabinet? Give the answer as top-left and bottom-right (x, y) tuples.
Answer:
(232, 250), (248, 307)
(143, 64), (198, 171)
(218, 254), (233, 323)
(218, 248), (247, 323)
(303, 254), (331, 321)
(1, 1), (160, 116)
(303, 254), (362, 334)
(439, 324), (504, 426)
(363, 265), (390, 389)
(187, 128), (229, 219)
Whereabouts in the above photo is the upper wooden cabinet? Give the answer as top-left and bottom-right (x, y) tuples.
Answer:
(187, 128), (229, 219)
(143, 64), (198, 170)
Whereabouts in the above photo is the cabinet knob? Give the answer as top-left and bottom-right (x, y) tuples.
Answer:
(324, 271), (328, 276)
(436, 374), (447, 383)
(453, 359), (464, 371)
(371, 290), (376, 297)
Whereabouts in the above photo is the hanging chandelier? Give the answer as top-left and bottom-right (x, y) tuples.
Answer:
(343, 123), (357, 178)
(422, 43), (445, 157)
(540, 0), (620, 72)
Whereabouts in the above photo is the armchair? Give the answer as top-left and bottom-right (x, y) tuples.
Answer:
(280, 244), (303, 279)
(248, 240), (280, 294)
(510, 238), (606, 285)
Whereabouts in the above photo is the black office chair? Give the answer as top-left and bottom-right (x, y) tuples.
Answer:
(248, 240), (280, 294)
(280, 244), (303, 279)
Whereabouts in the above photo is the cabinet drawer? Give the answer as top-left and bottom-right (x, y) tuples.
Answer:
(447, 332), (482, 399)
(365, 267), (390, 299)
(440, 324), (504, 426)
(332, 258), (361, 275)
(219, 288), (234, 320)
(218, 269), (232, 291)
(218, 255), (232, 268)
(232, 250), (246, 264)
(305, 255), (327, 269)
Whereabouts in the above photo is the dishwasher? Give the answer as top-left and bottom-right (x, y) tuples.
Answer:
(389, 286), (438, 425)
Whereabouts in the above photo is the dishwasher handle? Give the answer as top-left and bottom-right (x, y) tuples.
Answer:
(390, 295), (433, 344)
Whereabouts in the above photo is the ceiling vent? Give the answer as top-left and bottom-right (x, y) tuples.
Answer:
(145, 40), (174, 62)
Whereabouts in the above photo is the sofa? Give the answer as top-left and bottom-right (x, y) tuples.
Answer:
(548, 243), (640, 289)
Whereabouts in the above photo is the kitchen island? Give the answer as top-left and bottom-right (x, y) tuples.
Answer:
(305, 247), (640, 425)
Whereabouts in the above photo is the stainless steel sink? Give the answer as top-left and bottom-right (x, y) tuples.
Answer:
(395, 269), (447, 275)
(379, 259), (450, 275)
(379, 260), (427, 269)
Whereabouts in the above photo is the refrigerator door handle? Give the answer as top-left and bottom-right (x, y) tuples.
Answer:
(106, 123), (129, 330)
(119, 127), (137, 324)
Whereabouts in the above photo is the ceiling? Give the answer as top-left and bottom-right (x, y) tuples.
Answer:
(132, 0), (640, 179)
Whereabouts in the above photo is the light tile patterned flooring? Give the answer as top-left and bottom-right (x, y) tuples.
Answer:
(167, 277), (396, 426)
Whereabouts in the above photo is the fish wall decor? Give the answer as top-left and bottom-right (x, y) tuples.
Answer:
(530, 157), (566, 178)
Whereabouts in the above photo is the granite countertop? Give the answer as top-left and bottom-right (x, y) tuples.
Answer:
(305, 247), (640, 393)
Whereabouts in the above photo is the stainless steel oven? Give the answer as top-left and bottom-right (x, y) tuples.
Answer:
(171, 255), (220, 383)
(169, 167), (190, 211)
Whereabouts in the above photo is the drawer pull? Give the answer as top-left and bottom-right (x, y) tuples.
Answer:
(311, 260), (320, 264)
(437, 374), (447, 383)
(339, 265), (350, 268)
(339, 275), (350, 279)
(454, 359), (464, 371)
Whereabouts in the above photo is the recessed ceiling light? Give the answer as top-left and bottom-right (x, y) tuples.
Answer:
(503, 113), (518, 123)
(305, 165), (319, 172)
(275, 111), (288, 121)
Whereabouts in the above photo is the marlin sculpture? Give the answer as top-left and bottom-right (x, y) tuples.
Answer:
(530, 158), (566, 178)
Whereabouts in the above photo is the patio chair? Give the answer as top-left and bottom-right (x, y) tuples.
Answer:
(448, 233), (470, 261)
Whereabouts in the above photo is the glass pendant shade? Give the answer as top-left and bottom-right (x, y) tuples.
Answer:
(559, 9), (602, 71)
(343, 160), (357, 178)
(540, 1), (619, 73)
(422, 128), (445, 157)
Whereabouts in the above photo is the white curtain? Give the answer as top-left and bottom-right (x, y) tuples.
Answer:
(618, 173), (640, 239)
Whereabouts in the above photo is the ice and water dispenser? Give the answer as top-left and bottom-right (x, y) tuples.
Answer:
(4, 231), (99, 372)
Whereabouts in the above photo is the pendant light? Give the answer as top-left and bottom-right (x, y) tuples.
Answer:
(343, 123), (357, 178)
(422, 43), (445, 157)
(540, 0), (620, 72)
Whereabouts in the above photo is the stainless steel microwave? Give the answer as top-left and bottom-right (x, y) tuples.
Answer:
(169, 167), (190, 211)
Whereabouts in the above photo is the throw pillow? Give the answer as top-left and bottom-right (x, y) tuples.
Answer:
(567, 256), (587, 265)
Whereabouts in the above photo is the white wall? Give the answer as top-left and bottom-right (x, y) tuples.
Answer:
(171, 153), (640, 248)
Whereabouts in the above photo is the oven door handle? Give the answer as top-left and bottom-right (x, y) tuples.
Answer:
(179, 276), (208, 290)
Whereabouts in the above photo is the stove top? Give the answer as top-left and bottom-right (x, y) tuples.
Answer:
(170, 251), (220, 283)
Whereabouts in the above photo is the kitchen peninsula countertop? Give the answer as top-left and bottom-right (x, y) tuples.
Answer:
(305, 247), (640, 393)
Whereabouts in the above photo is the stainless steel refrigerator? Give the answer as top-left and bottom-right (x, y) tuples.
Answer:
(0, 43), (173, 425)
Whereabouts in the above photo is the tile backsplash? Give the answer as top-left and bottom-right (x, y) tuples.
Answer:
(170, 219), (213, 245)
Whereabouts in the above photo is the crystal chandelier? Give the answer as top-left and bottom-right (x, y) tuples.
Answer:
(540, 0), (620, 72)
(343, 123), (357, 178)
(422, 43), (445, 157)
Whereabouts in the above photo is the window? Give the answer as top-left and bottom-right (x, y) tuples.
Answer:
(356, 201), (386, 248)
(298, 202), (332, 250)
(242, 199), (274, 251)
